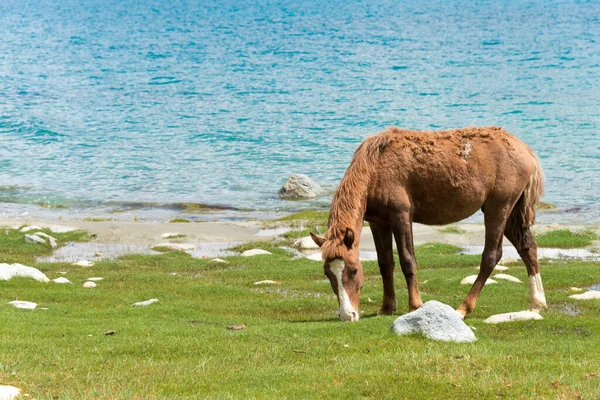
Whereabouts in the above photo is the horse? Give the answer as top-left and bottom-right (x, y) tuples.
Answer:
(310, 126), (546, 321)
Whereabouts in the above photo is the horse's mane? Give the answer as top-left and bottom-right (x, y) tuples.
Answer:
(322, 128), (398, 259)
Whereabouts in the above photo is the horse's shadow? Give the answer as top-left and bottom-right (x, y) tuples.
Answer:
(288, 312), (381, 323)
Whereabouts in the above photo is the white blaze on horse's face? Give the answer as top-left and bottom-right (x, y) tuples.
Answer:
(327, 258), (362, 322)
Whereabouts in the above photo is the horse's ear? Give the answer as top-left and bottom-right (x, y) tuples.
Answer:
(344, 228), (355, 249)
(310, 232), (326, 248)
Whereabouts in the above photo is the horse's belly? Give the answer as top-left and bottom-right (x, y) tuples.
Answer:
(412, 189), (487, 225)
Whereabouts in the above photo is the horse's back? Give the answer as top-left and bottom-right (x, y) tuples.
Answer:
(366, 127), (536, 225)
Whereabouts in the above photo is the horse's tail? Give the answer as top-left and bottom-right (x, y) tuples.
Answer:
(507, 148), (544, 245)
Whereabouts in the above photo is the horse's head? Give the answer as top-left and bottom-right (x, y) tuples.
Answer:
(311, 228), (364, 322)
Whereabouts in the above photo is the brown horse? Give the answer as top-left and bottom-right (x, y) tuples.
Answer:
(311, 126), (546, 321)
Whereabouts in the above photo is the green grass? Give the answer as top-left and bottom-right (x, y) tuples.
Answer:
(536, 229), (599, 249)
(1, 229), (600, 398)
(438, 225), (467, 234)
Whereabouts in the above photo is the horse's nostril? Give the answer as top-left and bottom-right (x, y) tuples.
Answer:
(352, 312), (357, 320)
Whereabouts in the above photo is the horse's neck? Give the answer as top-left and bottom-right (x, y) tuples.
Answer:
(328, 192), (366, 245)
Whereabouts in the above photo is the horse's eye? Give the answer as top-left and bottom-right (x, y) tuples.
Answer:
(350, 269), (358, 276)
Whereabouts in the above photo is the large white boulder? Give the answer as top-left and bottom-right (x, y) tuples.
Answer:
(391, 300), (477, 342)
(0, 263), (50, 282)
(278, 174), (323, 199)
(0, 385), (21, 400)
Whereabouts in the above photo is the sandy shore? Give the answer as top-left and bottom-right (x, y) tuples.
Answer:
(2, 217), (598, 253)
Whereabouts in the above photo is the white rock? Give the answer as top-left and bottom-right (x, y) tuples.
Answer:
(25, 234), (46, 244)
(241, 249), (271, 257)
(87, 277), (104, 281)
(294, 236), (320, 250)
(569, 290), (600, 300)
(0, 385), (21, 399)
(278, 174), (323, 199)
(48, 225), (76, 233)
(475, 265), (508, 271)
(155, 243), (196, 251)
(8, 300), (37, 310)
(132, 298), (159, 307)
(570, 287), (583, 292)
(493, 274), (522, 283)
(73, 260), (94, 267)
(484, 310), (543, 324)
(161, 232), (184, 238)
(460, 275), (497, 285)
(53, 277), (72, 284)
(391, 300), (477, 342)
(210, 258), (228, 264)
(499, 257), (519, 264)
(0, 263), (50, 282)
(83, 281), (97, 288)
(34, 232), (58, 248)
(306, 252), (323, 261)
(20, 225), (42, 232)
(254, 280), (278, 285)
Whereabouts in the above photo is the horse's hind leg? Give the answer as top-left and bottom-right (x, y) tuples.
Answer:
(504, 218), (547, 312)
(391, 213), (423, 312)
(370, 222), (397, 315)
(456, 201), (510, 319)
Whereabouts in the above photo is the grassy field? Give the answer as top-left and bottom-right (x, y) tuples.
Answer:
(1, 227), (600, 399)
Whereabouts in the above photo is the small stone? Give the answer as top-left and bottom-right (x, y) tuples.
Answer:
(95, 252), (104, 257)
(254, 280), (278, 285)
(53, 277), (72, 284)
(33, 232), (58, 249)
(25, 234), (46, 244)
(460, 275), (497, 285)
(210, 258), (228, 263)
(104, 330), (116, 335)
(83, 281), (97, 288)
(132, 299), (159, 307)
(154, 243), (195, 251)
(87, 277), (104, 281)
(294, 236), (320, 250)
(73, 260), (94, 267)
(241, 249), (271, 257)
(484, 311), (543, 324)
(8, 300), (37, 310)
(569, 290), (600, 300)
(20, 225), (42, 232)
(227, 324), (246, 330)
(391, 300), (477, 342)
(0, 385), (21, 400)
(0, 263), (50, 282)
(278, 174), (323, 199)
(306, 252), (323, 261)
(493, 274), (522, 283)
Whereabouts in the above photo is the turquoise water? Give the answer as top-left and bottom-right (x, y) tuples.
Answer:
(0, 0), (599, 221)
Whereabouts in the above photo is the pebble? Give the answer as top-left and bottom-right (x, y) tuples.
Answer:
(83, 281), (97, 288)
(73, 260), (95, 267)
(53, 277), (72, 284)
(210, 258), (228, 263)
(484, 311), (543, 324)
(132, 299), (159, 307)
(254, 280), (278, 285)
(460, 275), (497, 285)
(569, 290), (600, 300)
(241, 249), (271, 257)
(493, 274), (522, 283)
(25, 234), (46, 244)
(87, 277), (104, 281)
(8, 300), (37, 310)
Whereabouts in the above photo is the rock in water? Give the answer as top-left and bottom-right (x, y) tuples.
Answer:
(391, 300), (477, 343)
(278, 174), (323, 199)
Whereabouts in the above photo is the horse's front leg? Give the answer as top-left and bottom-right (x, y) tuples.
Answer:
(370, 222), (397, 315)
(392, 213), (423, 312)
